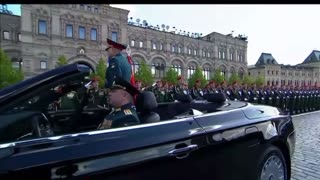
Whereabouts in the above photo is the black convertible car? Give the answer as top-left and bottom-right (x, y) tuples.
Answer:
(0, 64), (295, 180)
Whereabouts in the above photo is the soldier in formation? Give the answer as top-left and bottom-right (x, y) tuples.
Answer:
(137, 77), (320, 115)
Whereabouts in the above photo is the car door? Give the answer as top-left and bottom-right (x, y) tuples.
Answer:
(0, 116), (209, 180)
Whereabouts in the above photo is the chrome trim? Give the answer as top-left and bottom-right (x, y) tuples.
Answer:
(0, 117), (198, 147)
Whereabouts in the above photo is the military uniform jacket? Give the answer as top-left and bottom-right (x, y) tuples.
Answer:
(87, 89), (107, 108)
(60, 91), (80, 110)
(104, 103), (140, 128)
(153, 87), (165, 103)
(191, 87), (204, 99)
(105, 53), (132, 88)
(173, 85), (188, 95)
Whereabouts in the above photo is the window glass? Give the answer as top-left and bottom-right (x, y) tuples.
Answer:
(91, 28), (97, 41)
(3, 31), (9, 40)
(40, 61), (47, 70)
(79, 26), (85, 40)
(66, 24), (73, 38)
(111, 32), (117, 42)
(38, 20), (47, 34)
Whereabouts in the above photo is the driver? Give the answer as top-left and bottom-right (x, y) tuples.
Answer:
(98, 77), (140, 129)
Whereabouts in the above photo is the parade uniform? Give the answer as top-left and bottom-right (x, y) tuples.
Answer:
(98, 77), (140, 129)
(60, 91), (80, 110)
(191, 86), (204, 100)
(87, 88), (107, 108)
(105, 39), (132, 88)
(153, 86), (165, 103)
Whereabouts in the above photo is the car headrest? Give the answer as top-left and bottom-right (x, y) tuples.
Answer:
(205, 93), (226, 103)
(136, 91), (158, 112)
(175, 94), (193, 103)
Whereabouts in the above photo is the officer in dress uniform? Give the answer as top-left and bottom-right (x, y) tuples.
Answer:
(163, 81), (175, 102)
(247, 83), (257, 103)
(105, 38), (132, 88)
(173, 76), (185, 96)
(86, 76), (107, 109)
(209, 80), (218, 94)
(135, 80), (143, 92)
(191, 79), (204, 100)
(153, 80), (164, 103)
(98, 77), (140, 129)
(60, 89), (81, 110)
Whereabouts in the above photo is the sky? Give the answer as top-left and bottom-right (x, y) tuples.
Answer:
(6, 4), (320, 66)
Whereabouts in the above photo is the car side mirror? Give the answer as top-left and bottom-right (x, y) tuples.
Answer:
(0, 143), (15, 159)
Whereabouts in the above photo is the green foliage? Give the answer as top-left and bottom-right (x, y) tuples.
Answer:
(228, 72), (241, 84)
(94, 57), (107, 88)
(211, 69), (224, 85)
(188, 66), (207, 88)
(255, 75), (265, 86)
(242, 75), (254, 85)
(134, 61), (154, 86)
(56, 55), (68, 67)
(163, 67), (179, 85)
(0, 48), (24, 89)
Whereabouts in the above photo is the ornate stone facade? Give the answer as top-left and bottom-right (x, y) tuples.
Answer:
(248, 51), (320, 87)
(4, 4), (248, 80)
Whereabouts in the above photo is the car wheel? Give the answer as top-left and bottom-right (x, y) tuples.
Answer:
(258, 145), (287, 180)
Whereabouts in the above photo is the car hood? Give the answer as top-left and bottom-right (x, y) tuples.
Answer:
(0, 64), (91, 104)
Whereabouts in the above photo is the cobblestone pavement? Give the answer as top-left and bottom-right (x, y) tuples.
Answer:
(291, 111), (320, 180)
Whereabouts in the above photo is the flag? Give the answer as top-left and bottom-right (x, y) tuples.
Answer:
(126, 45), (136, 87)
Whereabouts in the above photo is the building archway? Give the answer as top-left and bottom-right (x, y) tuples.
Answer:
(68, 55), (97, 73)
(150, 57), (166, 79)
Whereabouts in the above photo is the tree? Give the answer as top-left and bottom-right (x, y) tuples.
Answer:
(94, 57), (107, 88)
(211, 69), (224, 85)
(134, 61), (154, 86)
(228, 72), (241, 84)
(188, 66), (207, 88)
(56, 55), (68, 67)
(0, 48), (24, 89)
(163, 67), (179, 85)
(255, 75), (265, 87)
(242, 75), (254, 85)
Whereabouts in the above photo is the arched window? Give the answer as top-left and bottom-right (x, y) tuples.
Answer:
(152, 42), (157, 50)
(131, 40), (135, 47)
(171, 64), (182, 76)
(171, 45), (175, 52)
(151, 58), (166, 78)
(220, 66), (227, 79)
(238, 68), (244, 79)
(230, 51), (234, 61)
(203, 67), (210, 80)
(133, 60), (140, 73)
(188, 63), (197, 78)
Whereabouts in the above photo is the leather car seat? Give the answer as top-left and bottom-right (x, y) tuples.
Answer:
(136, 91), (160, 123)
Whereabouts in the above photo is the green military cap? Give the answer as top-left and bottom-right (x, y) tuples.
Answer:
(105, 38), (127, 51)
(110, 77), (139, 97)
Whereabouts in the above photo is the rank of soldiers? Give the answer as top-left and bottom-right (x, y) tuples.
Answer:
(53, 74), (320, 116)
(142, 76), (320, 115)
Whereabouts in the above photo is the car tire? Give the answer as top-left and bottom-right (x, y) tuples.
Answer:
(257, 145), (288, 180)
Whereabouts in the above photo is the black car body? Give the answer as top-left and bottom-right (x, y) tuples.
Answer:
(0, 64), (295, 180)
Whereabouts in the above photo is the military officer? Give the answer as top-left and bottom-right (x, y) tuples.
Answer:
(58, 85), (81, 110)
(86, 77), (107, 109)
(105, 38), (132, 88)
(98, 77), (140, 129)
(191, 79), (204, 100)
(135, 80), (143, 91)
(173, 76), (186, 96)
(153, 80), (165, 103)
(163, 81), (175, 102)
